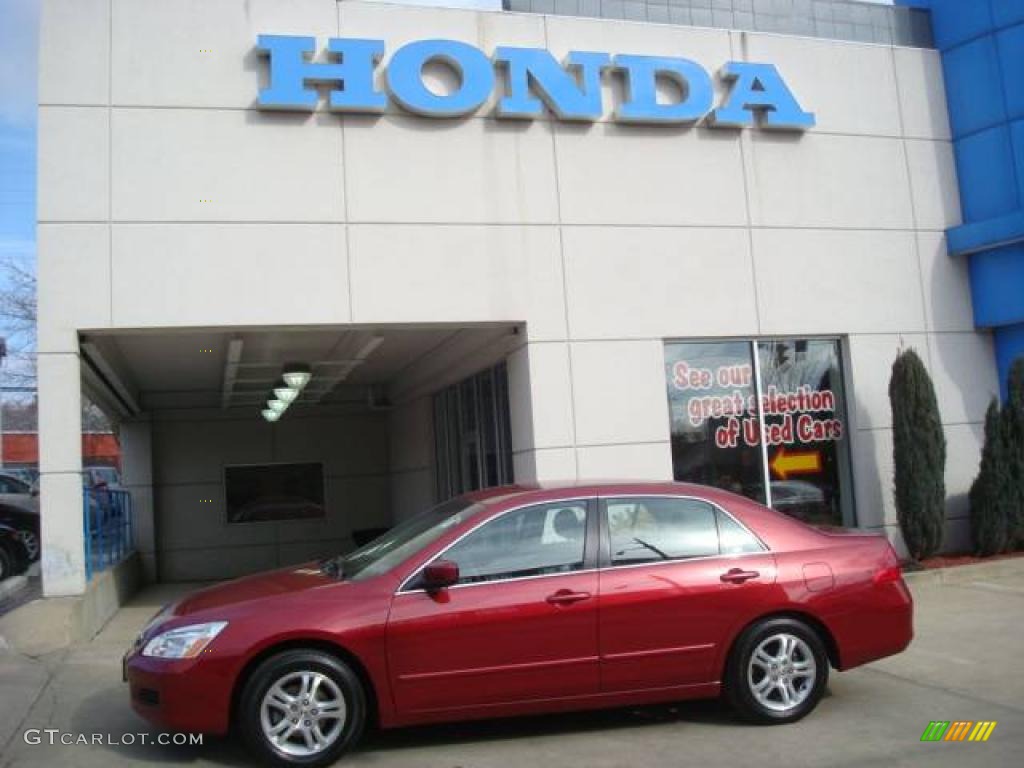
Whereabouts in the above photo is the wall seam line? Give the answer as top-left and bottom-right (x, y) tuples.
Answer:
(108, 0), (114, 328)
(543, 14), (579, 482)
(890, 44), (934, 347)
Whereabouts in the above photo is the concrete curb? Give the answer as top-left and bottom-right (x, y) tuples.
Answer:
(0, 574), (28, 602)
(902, 556), (1024, 587)
(0, 553), (142, 656)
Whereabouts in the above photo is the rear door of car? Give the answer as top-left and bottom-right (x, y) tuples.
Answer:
(387, 498), (600, 716)
(597, 494), (777, 692)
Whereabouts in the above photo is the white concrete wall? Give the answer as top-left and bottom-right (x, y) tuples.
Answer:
(149, 408), (390, 581)
(388, 397), (435, 523)
(119, 420), (156, 580)
(37, 0), (993, 582)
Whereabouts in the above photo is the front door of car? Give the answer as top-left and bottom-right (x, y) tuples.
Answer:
(598, 495), (777, 692)
(387, 499), (599, 716)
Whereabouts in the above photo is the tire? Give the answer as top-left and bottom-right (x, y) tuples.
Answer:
(0, 544), (13, 581)
(725, 617), (829, 724)
(238, 649), (366, 768)
(18, 530), (40, 562)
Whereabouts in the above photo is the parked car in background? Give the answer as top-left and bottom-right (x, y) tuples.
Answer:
(769, 480), (828, 522)
(0, 522), (30, 581)
(0, 472), (39, 513)
(125, 482), (913, 768)
(3, 467), (39, 487)
(0, 503), (40, 562)
(0, 474), (42, 563)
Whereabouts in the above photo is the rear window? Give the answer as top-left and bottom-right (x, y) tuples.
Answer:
(605, 497), (764, 565)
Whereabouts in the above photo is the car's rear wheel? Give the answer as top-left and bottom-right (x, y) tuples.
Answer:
(725, 617), (829, 724)
(18, 530), (39, 562)
(238, 649), (366, 767)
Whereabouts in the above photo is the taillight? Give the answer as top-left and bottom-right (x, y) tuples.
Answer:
(874, 565), (902, 585)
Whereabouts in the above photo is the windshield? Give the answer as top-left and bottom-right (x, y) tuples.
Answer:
(341, 497), (479, 581)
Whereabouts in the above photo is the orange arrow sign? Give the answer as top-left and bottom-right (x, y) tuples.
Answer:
(770, 447), (822, 480)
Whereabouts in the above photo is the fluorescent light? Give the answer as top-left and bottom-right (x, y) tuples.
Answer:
(267, 399), (289, 414)
(282, 363), (312, 391)
(261, 408), (280, 422)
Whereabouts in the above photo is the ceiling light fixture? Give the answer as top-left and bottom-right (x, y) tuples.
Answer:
(273, 380), (299, 403)
(267, 398), (289, 414)
(261, 408), (280, 422)
(282, 363), (312, 391)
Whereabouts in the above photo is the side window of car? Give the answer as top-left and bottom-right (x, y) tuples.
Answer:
(716, 509), (765, 554)
(442, 502), (588, 585)
(606, 497), (719, 565)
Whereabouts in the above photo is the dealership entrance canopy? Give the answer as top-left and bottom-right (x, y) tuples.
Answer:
(34, 0), (1022, 600)
(75, 324), (519, 583)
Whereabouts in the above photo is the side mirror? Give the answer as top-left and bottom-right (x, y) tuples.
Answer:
(422, 559), (459, 591)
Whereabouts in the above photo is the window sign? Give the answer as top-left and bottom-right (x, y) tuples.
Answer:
(665, 341), (766, 504)
(664, 339), (854, 528)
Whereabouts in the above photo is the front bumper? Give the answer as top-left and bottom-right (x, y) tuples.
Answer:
(124, 651), (233, 735)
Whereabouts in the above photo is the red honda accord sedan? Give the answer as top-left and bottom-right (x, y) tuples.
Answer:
(125, 482), (912, 766)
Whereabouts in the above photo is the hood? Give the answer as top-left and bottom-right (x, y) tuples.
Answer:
(174, 562), (335, 615)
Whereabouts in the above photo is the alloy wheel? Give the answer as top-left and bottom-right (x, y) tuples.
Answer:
(746, 632), (817, 713)
(259, 670), (347, 757)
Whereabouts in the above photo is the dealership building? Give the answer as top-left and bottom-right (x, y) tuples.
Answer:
(34, 0), (1024, 600)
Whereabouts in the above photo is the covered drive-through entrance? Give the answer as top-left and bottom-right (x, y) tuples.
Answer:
(57, 323), (522, 587)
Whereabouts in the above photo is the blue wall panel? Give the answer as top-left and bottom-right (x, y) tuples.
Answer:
(927, 0), (993, 51)
(943, 35), (1006, 138)
(969, 244), (1024, 328)
(998, 23), (1024, 120)
(902, 0), (1024, 398)
(955, 126), (1018, 221)
(995, 323), (1024, 389)
(1014, 119), (1024, 210)
(992, 0), (1024, 28)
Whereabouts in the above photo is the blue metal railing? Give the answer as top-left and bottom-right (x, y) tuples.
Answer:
(83, 488), (134, 580)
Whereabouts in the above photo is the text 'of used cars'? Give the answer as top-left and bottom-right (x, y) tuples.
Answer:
(124, 482), (913, 767)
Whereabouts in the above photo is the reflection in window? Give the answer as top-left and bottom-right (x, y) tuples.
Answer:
(665, 342), (766, 504)
(443, 503), (586, 584)
(433, 362), (514, 501)
(716, 509), (763, 554)
(664, 339), (854, 528)
(756, 340), (854, 527)
(606, 497), (719, 565)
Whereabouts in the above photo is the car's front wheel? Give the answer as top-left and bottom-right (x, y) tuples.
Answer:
(238, 649), (366, 767)
(725, 617), (829, 724)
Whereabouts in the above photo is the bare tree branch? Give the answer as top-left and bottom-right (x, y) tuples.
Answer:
(0, 257), (111, 431)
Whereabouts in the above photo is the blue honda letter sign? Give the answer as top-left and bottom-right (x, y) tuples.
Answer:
(256, 35), (815, 132)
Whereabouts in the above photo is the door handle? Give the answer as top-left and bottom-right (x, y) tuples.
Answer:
(546, 589), (592, 606)
(721, 568), (760, 584)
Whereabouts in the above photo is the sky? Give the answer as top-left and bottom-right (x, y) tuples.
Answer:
(0, 0), (39, 367)
(0, 0), (38, 260)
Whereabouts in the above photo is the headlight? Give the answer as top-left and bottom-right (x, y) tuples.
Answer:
(142, 621), (227, 659)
